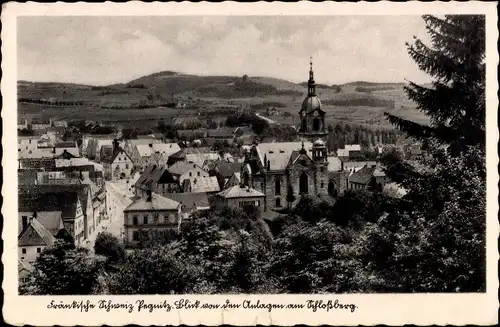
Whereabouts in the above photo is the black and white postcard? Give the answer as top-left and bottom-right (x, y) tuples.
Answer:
(2, 2), (498, 326)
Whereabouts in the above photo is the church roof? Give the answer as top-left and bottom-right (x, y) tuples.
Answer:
(255, 142), (313, 171)
(301, 96), (323, 113)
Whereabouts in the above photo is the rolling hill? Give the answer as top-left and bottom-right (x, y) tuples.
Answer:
(17, 71), (429, 129)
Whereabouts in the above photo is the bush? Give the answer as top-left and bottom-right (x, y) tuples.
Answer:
(94, 232), (126, 264)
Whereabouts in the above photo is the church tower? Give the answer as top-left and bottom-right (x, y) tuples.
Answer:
(298, 57), (327, 142)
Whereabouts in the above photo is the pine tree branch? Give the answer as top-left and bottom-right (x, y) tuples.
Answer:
(384, 113), (458, 144)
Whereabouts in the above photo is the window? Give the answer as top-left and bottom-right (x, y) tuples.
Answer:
(132, 231), (139, 241)
(299, 172), (309, 194)
(197, 171), (200, 176)
(126, 164), (129, 169)
(275, 198), (281, 207)
(133, 216), (138, 225)
(22, 248), (26, 254)
(320, 167), (324, 172)
(189, 172), (192, 177)
(320, 182), (324, 188)
(275, 178), (281, 195)
(37, 247), (42, 253)
(144, 216), (148, 225)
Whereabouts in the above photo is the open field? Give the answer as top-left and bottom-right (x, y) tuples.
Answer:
(18, 72), (429, 130)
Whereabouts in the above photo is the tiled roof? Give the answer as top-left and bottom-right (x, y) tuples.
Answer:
(19, 183), (89, 216)
(136, 143), (180, 158)
(124, 193), (180, 212)
(348, 166), (385, 185)
(166, 192), (210, 212)
(255, 142), (313, 171)
(224, 172), (241, 188)
(19, 191), (80, 221)
(176, 129), (208, 139)
(185, 153), (221, 167)
(187, 176), (221, 193)
(101, 148), (131, 164)
(147, 152), (169, 166)
(215, 160), (243, 178)
(134, 165), (171, 190)
(128, 138), (162, 146)
(167, 161), (202, 176)
(217, 185), (265, 199)
(18, 218), (56, 247)
(169, 147), (214, 159)
(18, 260), (34, 273)
(18, 149), (55, 159)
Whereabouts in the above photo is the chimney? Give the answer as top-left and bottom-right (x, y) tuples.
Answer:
(52, 147), (56, 154)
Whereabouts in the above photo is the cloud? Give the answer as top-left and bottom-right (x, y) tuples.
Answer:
(17, 16), (431, 85)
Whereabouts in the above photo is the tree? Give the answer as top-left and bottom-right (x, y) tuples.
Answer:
(108, 246), (198, 294)
(21, 241), (106, 295)
(94, 232), (126, 265)
(367, 176), (382, 193)
(379, 15), (486, 292)
(268, 219), (364, 293)
(242, 74), (249, 83)
(384, 15), (485, 155)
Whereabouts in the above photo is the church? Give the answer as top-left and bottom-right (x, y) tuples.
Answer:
(241, 59), (346, 211)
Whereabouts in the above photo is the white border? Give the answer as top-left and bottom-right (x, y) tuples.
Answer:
(2, 2), (498, 326)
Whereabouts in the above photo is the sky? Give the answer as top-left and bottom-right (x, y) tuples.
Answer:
(17, 16), (432, 86)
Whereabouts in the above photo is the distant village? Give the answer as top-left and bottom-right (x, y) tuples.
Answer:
(17, 62), (425, 285)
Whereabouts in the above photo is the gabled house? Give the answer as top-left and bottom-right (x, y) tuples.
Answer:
(134, 165), (181, 197)
(18, 216), (57, 264)
(101, 147), (134, 180)
(166, 192), (210, 219)
(214, 184), (266, 213)
(19, 184), (90, 245)
(123, 138), (164, 167)
(183, 175), (221, 194)
(18, 260), (33, 285)
(167, 147), (215, 166)
(138, 143), (181, 169)
(224, 172), (241, 189)
(348, 165), (389, 191)
(123, 191), (181, 248)
(30, 117), (52, 131)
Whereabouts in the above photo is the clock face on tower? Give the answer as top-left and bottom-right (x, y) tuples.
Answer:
(301, 111), (306, 117)
(313, 110), (319, 117)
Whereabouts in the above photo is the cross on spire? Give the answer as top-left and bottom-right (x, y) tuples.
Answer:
(308, 56), (316, 96)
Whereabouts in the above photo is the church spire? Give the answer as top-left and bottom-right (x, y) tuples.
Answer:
(308, 56), (316, 96)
